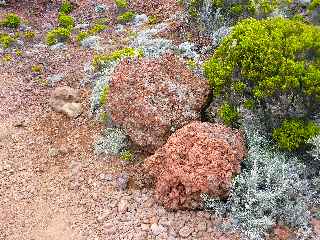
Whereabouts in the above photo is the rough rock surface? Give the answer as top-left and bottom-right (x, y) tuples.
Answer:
(144, 121), (246, 210)
(49, 86), (82, 118)
(108, 54), (210, 152)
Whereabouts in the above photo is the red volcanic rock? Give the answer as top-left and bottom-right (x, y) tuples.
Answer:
(107, 54), (210, 152)
(144, 121), (246, 210)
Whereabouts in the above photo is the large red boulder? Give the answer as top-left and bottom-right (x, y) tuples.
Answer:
(144, 121), (246, 210)
(107, 54), (210, 152)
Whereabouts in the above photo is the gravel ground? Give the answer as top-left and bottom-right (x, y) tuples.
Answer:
(0, 3), (238, 240)
(2, 2), (318, 240)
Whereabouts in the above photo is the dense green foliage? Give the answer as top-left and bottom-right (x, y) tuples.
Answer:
(309, 0), (320, 11)
(89, 24), (107, 34)
(204, 17), (320, 143)
(76, 31), (90, 42)
(58, 14), (75, 29)
(60, 1), (73, 14)
(217, 102), (239, 125)
(46, 27), (71, 46)
(0, 33), (15, 48)
(204, 18), (320, 100)
(115, 0), (128, 9)
(273, 119), (320, 151)
(117, 11), (136, 23)
(2, 13), (21, 28)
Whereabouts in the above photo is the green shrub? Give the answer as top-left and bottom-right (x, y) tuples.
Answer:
(76, 31), (90, 42)
(60, 1), (73, 14)
(2, 54), (12, 62)
(46, 27), (71, 46)
(0, 33), (15, 48)
(218, 102), (239, 125)
(117, 11), (136, 23)
(89, 24), (106, 34)
(120, 150), (133, 161)
(58, 14), (75, 29)
(93, 47), (136, 70)
(99, 85), (110, 106)
(15, 49), (23, 56)
(272, 119), (320, 151)
(309, 0), (320, 11)
(188, 0), (203, 17)
(230, 4), (243, 15)
(2, 13), (21, 28)
(24, 31), (36, 40)
(115, 0), (128, 8)
(31, 65), (43, 73)
(204, 17), (320, 130)
(148, 15), (158, 25)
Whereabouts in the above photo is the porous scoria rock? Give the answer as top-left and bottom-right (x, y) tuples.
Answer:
(144, 121), (246, 210)
(49, 86), (82, 118)
(107, 54), (210, 152)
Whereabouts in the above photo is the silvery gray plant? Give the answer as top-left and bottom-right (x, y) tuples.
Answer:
(202, 119), (319, 239)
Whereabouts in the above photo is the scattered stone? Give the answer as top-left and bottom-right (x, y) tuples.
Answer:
(116, 173), (129, 191)
(118, 198), (128, 213)
(133, 14), (149, 26)
(47, 74), (64, 87)
(13, 119), (27, 128)
(144, 121), (246, 210)
(179, 225), (193, 238)
(115, 24), (124, 33)
(150, 223), (166, 236)
(18, 23), (31, 32)
(49, 86), (82, 118)
(74, 23), (90, 30)
(50, 43), (67, 51)
(100, 173), (113, 181)
(81, 36), (102, 50)
(95, 4), (108, 13)
(108, 54), (210, 152)
(48, 147), (61, 158)
(141, 223), (150, 231)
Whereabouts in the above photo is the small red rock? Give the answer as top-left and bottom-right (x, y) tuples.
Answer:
(108, 54), (210, 153)
(144, 121), (246, 210)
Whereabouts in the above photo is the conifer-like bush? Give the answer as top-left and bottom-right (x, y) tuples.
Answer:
(204, 17), (320, 149)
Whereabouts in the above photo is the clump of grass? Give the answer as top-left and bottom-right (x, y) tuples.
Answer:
(115, 0), (128, 9)
(117, 11), (136, 23)
(99, 85), (110, 107)
(0, 33), (15, 48)
(46, 27), (71, 46)
(273, 119), (320, 151)
(89, 24), (107, 34)
(24, 31), (36, 40)
(31, 65), (43, 74)
(3, 54), (12, 62)
(76, 31), (90, 42)
(15, 49), (23, 56)
(2, 13), (21, 28)
(58, 14), (75, 29)
(93, 47), (136, 70)
(148, 15), (158, 25)
(120, 150), (134, 161)
(60, 0), (73, 14)
(218, 102), (239, 126)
